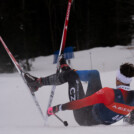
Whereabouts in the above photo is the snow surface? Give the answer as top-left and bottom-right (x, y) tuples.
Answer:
(0, 46), (134, 134)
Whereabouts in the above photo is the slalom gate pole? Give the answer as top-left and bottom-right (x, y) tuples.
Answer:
(45, 0), (73, 125)
(0, 36), (46, 123)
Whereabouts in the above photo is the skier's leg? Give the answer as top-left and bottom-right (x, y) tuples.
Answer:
(66, 70), (97, 126)
(67, 71), (85, 101)
(24, 57), (71, 90)
(84, 70), (102, 125)
(24, 70), (71, 92)
(41, 72), (67, 86)
(43, 69), (89, 125)
(86, 70), (102, 96)
(72, 70), (102, 126)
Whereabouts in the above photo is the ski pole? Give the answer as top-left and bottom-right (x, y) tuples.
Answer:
(0, 36), (45, 123)
(45, 0), (73, 124)
(54, 114), (68, 127)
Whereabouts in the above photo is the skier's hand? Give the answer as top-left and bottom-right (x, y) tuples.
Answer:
(24, 73), (43, 92)
(47, 105), (60, 116)
(47, 107), (54, 116)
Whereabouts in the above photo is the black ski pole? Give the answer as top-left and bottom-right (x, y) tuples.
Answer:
(54, 114), (68, 127)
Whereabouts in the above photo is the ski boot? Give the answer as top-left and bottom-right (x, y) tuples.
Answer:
(59, 55), (71, 71)
(24, 73), (43, 92)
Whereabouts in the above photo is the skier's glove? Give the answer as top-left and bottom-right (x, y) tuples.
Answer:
(24, 73), (43, 92)
(47, 105), (62, 116)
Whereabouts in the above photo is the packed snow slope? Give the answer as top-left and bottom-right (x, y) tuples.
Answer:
(0, 46), (134, 134)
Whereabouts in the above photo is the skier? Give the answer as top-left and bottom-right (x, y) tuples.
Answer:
(24, 57), (134, 126)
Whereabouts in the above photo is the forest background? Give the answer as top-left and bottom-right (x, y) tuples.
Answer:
(0, 0), (134, 72)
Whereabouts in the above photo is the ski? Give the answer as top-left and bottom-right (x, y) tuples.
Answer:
(0, 36), (45, 123)
(45, 0), (73, 125)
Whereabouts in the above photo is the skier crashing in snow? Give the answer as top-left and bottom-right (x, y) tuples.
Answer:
(24, 57), (134, 126)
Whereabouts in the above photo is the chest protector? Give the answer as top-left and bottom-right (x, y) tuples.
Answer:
(92, 89), (134, 125)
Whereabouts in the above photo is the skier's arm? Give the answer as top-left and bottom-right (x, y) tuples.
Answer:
(47, 87), (115, 115)
(61, 87), (115, 110)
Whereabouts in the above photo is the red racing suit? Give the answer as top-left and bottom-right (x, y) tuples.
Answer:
(61, 87), (134, 125)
